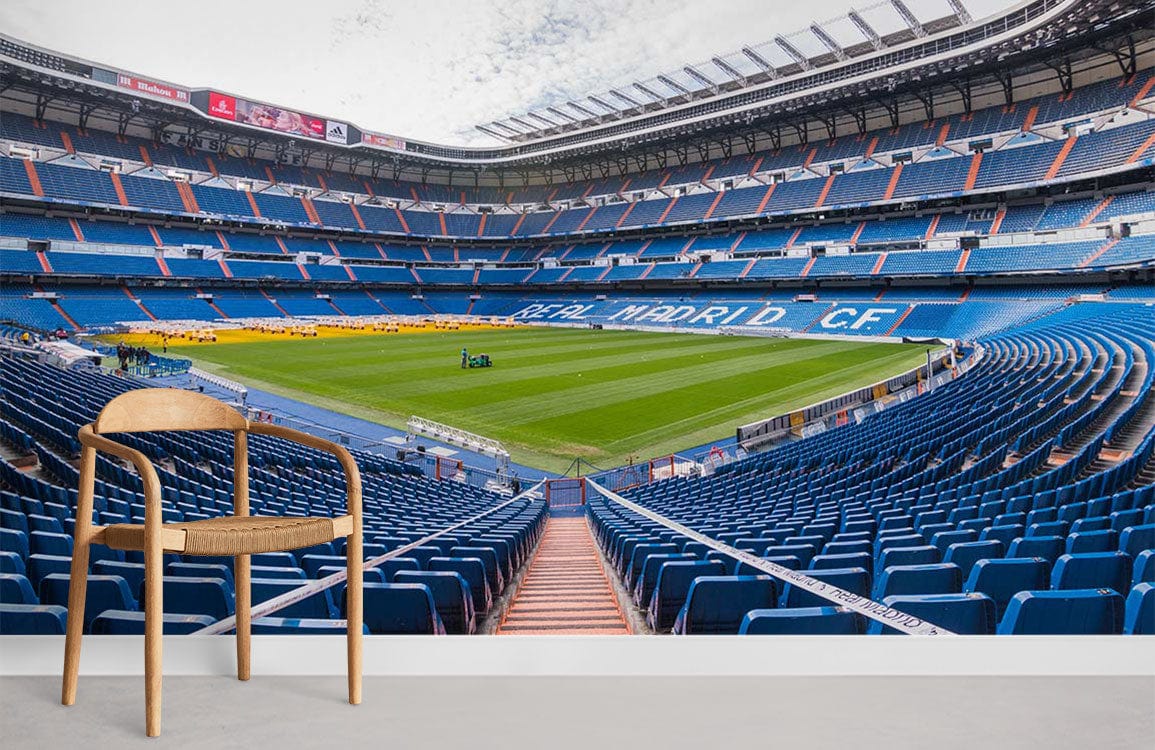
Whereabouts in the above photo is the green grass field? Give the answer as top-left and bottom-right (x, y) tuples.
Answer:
(168, 328), (927, 472)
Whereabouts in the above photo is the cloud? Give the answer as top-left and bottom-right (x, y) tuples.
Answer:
(0, 0), (1015, 146)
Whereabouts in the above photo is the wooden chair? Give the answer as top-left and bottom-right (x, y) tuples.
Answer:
(61, 389), (363, 736)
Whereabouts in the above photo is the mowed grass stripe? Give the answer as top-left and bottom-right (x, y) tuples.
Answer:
(168, 327), (928, 471)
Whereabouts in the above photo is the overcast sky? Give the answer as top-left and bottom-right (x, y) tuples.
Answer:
(1, 0), (1013, 145)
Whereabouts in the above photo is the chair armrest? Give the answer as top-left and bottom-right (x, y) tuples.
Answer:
(78, 423), (163, 509)
(246, 422), (362, 521)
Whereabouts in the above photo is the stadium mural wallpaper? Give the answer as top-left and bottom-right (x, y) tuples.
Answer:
(0, 0), (1153, 739)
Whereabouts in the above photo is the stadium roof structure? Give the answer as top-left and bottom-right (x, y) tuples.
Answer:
(0, 0), (1152, 185)
(479, 0), (978, 143)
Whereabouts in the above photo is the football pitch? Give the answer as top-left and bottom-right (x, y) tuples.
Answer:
(165, 327), (929, 472)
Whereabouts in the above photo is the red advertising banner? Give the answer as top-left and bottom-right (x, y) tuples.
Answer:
(208, 92), (237, 120)
(362, 132), (407, 150)
(117, 74), (189, 103)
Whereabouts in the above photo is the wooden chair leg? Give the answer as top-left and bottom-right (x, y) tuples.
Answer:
(60, 538), (91, 706)
(144, 534), (163, 737)
(346, 531), (363, 705)
(235, 553), (251, 681)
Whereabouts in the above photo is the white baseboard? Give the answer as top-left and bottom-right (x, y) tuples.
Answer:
(2, 635), (1153, 677)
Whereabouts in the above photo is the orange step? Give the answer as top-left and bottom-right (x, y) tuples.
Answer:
(244, 190), (262, 218)
(476, 212), (487, 237)
(1020, 104), (1039, 132)
(36, 251), (53, 273)
(955, 248), (971, 273)
(497, 517), (629, 635)
(339, 202), (364, 231)
(1079, 238), (1118, 268)
(882, 163), (903, 201)
(615, 201), (637, 229)
(799, 256), (817, 278)
(989, 207), (1006, 235)
(394, 208), (411, 233)
(259, 288), (290, 316)
(883, 305), (913, 336)
(1080, 196), (1114, 227)
(925, 214), (940, 238)
(935, 123), (950, 146)
(1043, 136), (1078, 180)
(703, 190), (725, 220)
(301, 196), (322, 225)
(109, 171), (130, 206)
(22, 160), (44, 197)
(755, 183), (776, 214)
(1125, 131), (1155, 165)
(1128, 75), (1155, 108)
(59, 131), (75, 154)
(814, 174), (835, 207)
(123, 286), (157, 321)
(656, 197), (679, 224)
(963, 152), (983, 191)
(51, 301), (81, 332)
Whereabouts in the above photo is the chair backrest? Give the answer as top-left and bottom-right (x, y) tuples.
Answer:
(93, 389), (248, 435)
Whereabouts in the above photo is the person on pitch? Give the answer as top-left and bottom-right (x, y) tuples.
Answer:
(461, 347), (468, 369)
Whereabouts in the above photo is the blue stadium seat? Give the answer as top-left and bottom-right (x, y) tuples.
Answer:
(428, 557), (491, 616)
(0, 528), (29, 561)
(376, 558), (423, 581)
(40, 573), (136, 629)
(996, 589), (1125, 635)
(91, 610), (216, 634)
(166, 562), (234, 586)
(1050, 552), (1131, 595)
(249, 565), (307, 580)
(739, 607), (864, 634)
(809, 552), (873, 574)
(877, 545), (939, 569)
(634, 553), (696, 606)
(1064, 530), (1118, 555)
(25, 554), (71, 589)
(1119, 524), (1155, 559)
(964, 558), (1050, 617)
(29, 531), (72, 557)
(874, 563), (962, 599)
(1006, 536), (1065, 564)
(1133, 549), (1155, 587)
(362, 582), (446, 634)
(942, 541), (1003, 582)
(0, 573), (37, 604)
(673, 575), (778, 635)
(300, 554), (348, 578)
(0, 551), (25, 575)
(144, 576), (233, 620)
(0, 603), (68, 634)
(780, 567), (871, 608)
(647, 560), (726, 632)
(1123, 583), (1154, 635)
(393, 571), (475, 634)
(868, 593), (997, 635)
(251, 578), (336, 620)
(93, 560), (146, 596)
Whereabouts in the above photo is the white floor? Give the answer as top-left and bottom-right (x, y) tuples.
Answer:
(2, 676), (1153, 749)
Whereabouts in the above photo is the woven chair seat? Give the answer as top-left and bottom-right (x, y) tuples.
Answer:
(104, 515), (339, 556)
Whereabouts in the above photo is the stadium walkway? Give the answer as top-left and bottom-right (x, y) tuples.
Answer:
(497, 516), (630, 635)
